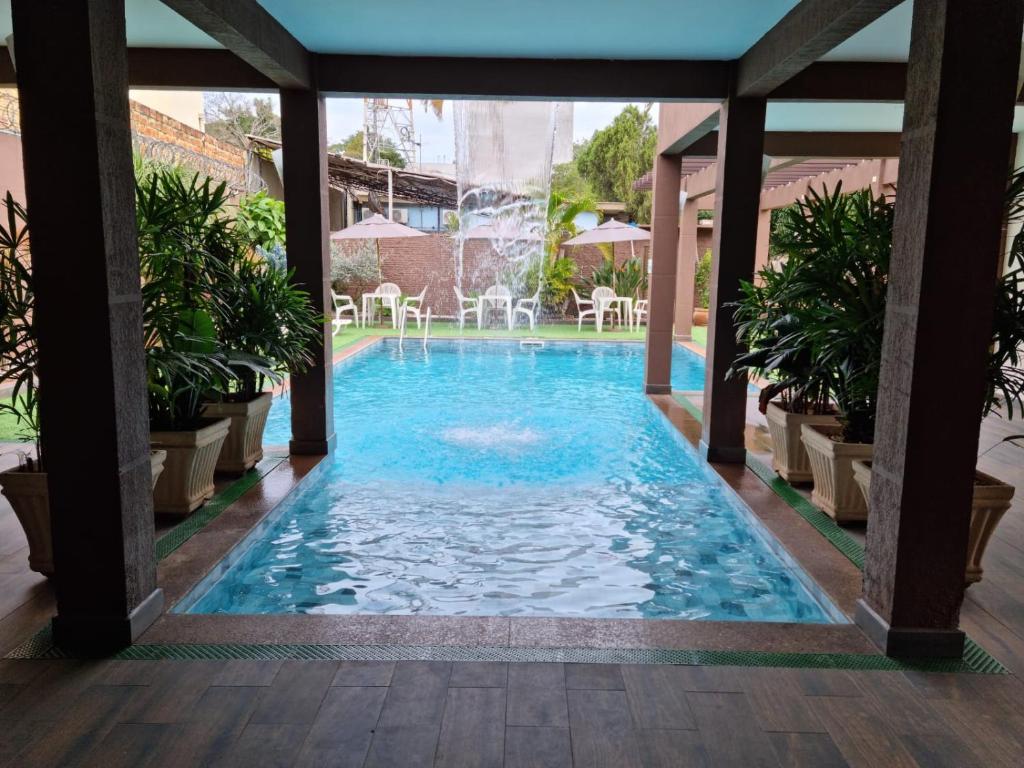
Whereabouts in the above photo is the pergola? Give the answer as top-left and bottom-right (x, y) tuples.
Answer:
(2, 0), (1020, 658)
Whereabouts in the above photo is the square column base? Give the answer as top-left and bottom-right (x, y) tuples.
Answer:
(855, 599), (965, 659)
(52, 587), (164, 656)
(290, 433), (337, 456)
(700, 441), (746, 464)
(645, 384), (672, 395)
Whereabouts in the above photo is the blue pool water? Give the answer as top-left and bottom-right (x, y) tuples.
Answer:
(184, 340), (840, 622)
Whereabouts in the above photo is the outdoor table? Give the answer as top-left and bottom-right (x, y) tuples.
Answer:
(361, 291), (401, 328)
(595, 295), (633, 332)
(477, 292), (514, 330)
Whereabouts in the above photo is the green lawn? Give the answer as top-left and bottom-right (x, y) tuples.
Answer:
(0, 404), (31, 443)
(691, 325), (707, 347)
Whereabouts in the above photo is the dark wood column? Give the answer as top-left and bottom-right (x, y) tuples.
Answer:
(701, 96), (766, 463)
(280, 88), (335, 455)
(643, 152), (681, 393)
(857, 0), (1024, 658)
(12, 0), (162, 651)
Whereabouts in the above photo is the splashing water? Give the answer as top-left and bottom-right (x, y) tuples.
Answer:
(440, 422), (543, 452)
(453, 102), (558, 313)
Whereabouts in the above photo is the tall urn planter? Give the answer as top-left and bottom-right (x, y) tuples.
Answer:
(765, 402), (840, 484)
(800, 423), (873, 523)
(851, 460), (1014, 584)
(0, 450), (168, 576)
(150, 418), (231, 516)
(203, 392), (273, 475)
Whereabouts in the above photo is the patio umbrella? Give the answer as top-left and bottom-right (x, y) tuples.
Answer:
(562, 218), (651, 259)
(330, 213), (427, 281)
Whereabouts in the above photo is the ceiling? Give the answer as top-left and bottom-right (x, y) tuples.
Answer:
(0, 0), (222, 48)
(820, 2), (911, 62)
(0, 0), (918, 62)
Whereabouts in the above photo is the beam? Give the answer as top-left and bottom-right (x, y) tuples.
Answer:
(159, 0), (310, 88)
(316, 55), (732, 101)
(759, 158), (899, 209)
(12, 0), (162, 651)
(127, 48), (274, 90)
(280, 88), (335, 456)
(858, 0), (1023, 658)
(682, 131), (903, 158)
(769, 62), (908, 102)
(702, 95), (766, 463)
(657, 103), (721, 155)
(737, 0), (904, 97)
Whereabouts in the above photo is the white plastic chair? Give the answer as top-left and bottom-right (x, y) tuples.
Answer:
(331, 290), (358, 336)
(453, 286), (479, 330)
(633, 299), (648, 331)
(591, 286), (621, 331)
(513, 289), (540, 331)
(369, 282), (402, 328)
(572, 288), (596, 332)
(401, 287), (427, 329)
(481, 285), (513, 329)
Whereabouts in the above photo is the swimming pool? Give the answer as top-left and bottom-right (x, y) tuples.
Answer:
(181, 340), (842, 623)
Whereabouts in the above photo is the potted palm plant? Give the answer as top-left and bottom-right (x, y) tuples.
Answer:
(728, 256), (836, 484)
(851, 169), (1024, 581)
(203, 250), (321, 474)
(772, 186), (892, 522)
(0, 193), (166, 575)
(137, 171), (235, 516)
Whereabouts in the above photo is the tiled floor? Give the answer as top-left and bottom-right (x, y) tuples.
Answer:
(2, 394), (1024, 765)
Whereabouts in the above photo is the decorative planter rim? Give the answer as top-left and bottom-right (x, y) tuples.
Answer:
(150, 417), (231, 448)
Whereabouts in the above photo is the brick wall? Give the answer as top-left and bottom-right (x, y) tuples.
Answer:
(331, 235), (654, 317)
(129, 101), (244, 171)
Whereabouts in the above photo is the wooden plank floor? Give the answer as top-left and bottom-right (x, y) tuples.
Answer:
(1, 403), (1023, 766)
(1, 658), (1023, 767)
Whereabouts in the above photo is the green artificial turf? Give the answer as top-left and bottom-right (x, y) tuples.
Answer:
(332, 319), (647, 351)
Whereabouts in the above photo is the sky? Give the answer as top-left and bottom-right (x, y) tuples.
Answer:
(208, 94), (654, 164)
(322, 99), (656, 164)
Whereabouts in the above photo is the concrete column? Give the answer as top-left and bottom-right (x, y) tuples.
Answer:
(857, 0), (1023, 658)
(12, 0), (162, 651)
(643, 152), (681, 394)
(673, 200), (699, 341)
(280, 88), (335, 455)
(702, 96), (766, 463)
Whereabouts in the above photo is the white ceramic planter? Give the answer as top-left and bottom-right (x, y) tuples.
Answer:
(0, 450), (170, 576)
(150, 417), (231, 517)
(202, 392), (273, 475)
(800, 423), (873, 523)
(765, 402), (840, 484)
(851, 460), (1014, 584)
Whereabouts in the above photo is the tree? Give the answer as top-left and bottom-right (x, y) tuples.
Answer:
(328, 131), (406, 168)
(204, 93), (280, 148)
(550, 160), (593, 201)
(574, 105), (657, 223)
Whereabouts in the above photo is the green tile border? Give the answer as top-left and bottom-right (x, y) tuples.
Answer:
(671, 392), (1007, 675)
(154, 454), (286, 562)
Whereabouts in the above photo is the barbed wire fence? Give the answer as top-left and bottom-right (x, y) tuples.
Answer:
(0, 90), (264, 195)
